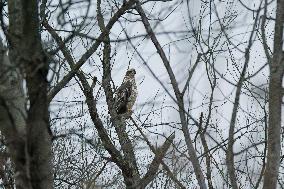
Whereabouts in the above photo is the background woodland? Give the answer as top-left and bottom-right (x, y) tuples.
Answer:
(0, 0), (283, 188)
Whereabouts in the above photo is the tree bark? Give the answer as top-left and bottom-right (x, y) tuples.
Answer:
(7, 0), (54, 188)
(263, 0), (284, 188)
(0, 43), (31, 189)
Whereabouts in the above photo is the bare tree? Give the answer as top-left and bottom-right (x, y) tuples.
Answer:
(1, 0), (53, 188)
(0, 0), (283, 188)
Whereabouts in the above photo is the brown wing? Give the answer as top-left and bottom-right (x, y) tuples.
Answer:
(114, 81), (132, 114)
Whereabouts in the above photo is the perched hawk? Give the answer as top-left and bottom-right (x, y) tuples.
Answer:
(114, 69), (137, 115)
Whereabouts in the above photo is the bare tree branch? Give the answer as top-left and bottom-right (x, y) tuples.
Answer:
(44, 20), (127, 170)
(135, 1), (207, 188)
(47, 0), (136, 103)
(130, 117), (185, 189)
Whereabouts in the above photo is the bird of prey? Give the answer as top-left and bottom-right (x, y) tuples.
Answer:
(114, 68), (137, 115)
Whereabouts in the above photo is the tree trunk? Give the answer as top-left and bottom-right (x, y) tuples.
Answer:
(7, 0), (54, 188)
(0, 44), (32, 189)
(263, 0), (284, 188)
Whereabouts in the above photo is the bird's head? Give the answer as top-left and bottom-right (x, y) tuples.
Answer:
(125, 68), (136, 77)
